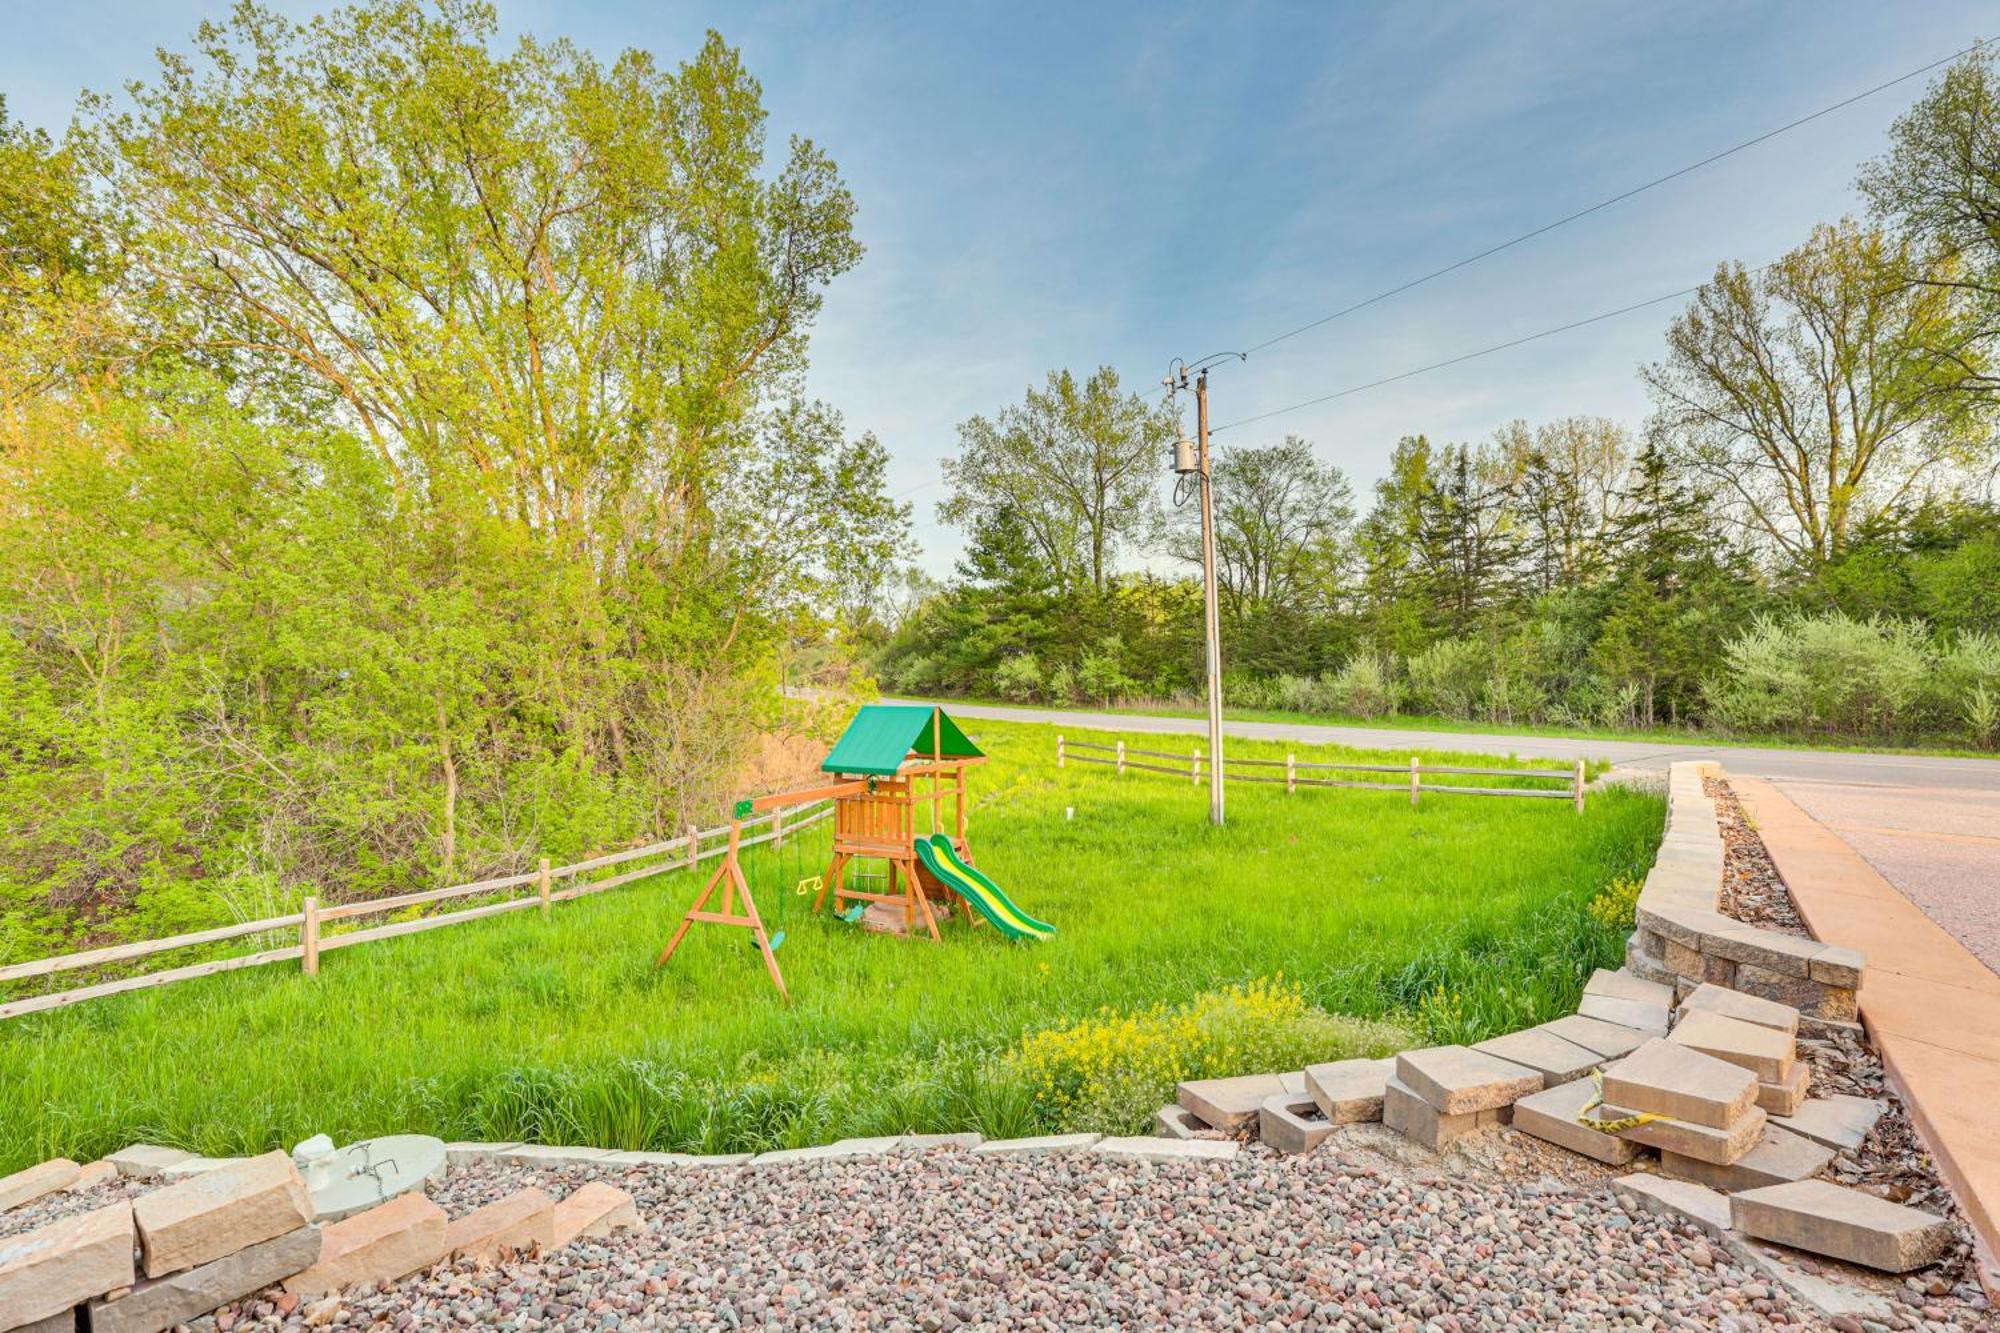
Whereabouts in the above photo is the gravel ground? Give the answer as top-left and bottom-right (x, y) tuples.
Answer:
(1706, 776), (1984, 1294)
(218, 1147), (1830, 1330)
(6, 1135), (1990, 1328)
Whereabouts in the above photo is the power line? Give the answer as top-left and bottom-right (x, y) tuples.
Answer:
(1238, 40), (1983, 357)
(1212, 262), (1777, 435)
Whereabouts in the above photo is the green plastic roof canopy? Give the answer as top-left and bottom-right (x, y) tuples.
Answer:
(820, 705), (983, 777)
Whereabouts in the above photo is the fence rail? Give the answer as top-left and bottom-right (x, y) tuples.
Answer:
(0, 802), (831, 1022)
(1055, 735), (1585, 810)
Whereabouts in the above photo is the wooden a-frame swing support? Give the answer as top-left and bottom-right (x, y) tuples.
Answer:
(651, 780), (870, 1002)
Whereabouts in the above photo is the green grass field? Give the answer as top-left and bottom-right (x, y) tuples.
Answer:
(0, 721), (1662, 1172)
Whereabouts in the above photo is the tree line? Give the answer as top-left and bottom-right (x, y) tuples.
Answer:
(0, 1), (906, 952)
(873, 51), (2000, 748)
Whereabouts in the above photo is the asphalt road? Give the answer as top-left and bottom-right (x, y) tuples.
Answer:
(894, 699), (2000, 793)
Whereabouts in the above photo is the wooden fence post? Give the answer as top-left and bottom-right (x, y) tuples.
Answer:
(773, 807), (785, 849)
(301, 896), (320, 976)
(1573, 759), (1586, 814)
(1409, 756), (1420, 808)
(1286, 753), (1296, 794)
(686, 824), (699, 869)
(1116, 740), (1125, 775)
(1056, 734), (1065, 768)
(1192, 747), (1202, 784)
(538, 857), (552, 916)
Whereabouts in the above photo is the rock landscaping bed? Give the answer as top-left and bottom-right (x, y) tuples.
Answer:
(1709, 775), (1811, 938)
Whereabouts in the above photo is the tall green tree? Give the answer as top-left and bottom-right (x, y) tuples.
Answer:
(940, 366), (1174, 597)
(1860, 45), (2000, 404)
(1645, 220), (1987, 568)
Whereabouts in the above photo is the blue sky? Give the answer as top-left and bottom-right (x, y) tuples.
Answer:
(4, 1), (1991, 572)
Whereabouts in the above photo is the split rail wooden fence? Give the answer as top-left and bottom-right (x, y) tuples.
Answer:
(0, 802), (832, 1022)
(1055, 736), (1585, 810)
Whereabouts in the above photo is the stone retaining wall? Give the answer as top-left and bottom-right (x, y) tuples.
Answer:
(1624, 762), (1861, 1023)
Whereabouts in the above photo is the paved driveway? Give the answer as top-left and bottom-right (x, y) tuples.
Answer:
(899, 699), (2000, 793)
(1766, 778), (2000, 976)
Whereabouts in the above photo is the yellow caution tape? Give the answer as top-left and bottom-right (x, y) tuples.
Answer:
(1576, 1068), (1666, 1134)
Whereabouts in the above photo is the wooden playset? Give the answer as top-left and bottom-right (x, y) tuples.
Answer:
(653, 705), (1052, 999)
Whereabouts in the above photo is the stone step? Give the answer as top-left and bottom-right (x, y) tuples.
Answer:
(1729, 1179), (1953, 1273)
(1665, 1009), (1796, 1083)
(1383, 1074), (1507, 1151)
(1585, 967), (1676, 1007)
(1577, 992), (1671, 1034)
(444, 1187), (554, 1264)
(1600, 1038), (1758, 1130)
(1770, 1095), (1888, 1153)
(0, 1159), (80, 1212)
(1472, 1026), (1603, 1085)
(131, 1150), (313, 1279)
(105, 1145), (195, 1181)
(284, 1192), (448, 1298)
(1541, 1014), (1652, 1060)
(0, 1200), (135, 1328)
(1091, 1137), (1238, 1164)
(1755, 1063), (1811, 1117)
(549, 1183), (639, 1250)
(1303, 1057), (1394, 1124)
(1258, 1093), (1333, 1156)
(1659, 1125), (1835, 1192)
(969, 1134), (1103, 1158)
(1177, 1074), (1293, 1130)
(1509, 1078), (1641, 1166)
(1153, 1105), (1208, 1140)
(1676, 982), (1801, 1037)
(1612, 1173), (1733, 1243)
(1395, 1046), (1543, 1115)
(87, 1225), (320, 1333)
(1607, 1103), (1768, 1166)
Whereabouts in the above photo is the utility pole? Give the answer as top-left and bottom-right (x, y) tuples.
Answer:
(1194, 370), (1225, 826)
(1166, 355), (1239, 827)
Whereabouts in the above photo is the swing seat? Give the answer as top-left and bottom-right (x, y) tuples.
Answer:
(762, 930), (787, 951)
(837, 903), (868, 925)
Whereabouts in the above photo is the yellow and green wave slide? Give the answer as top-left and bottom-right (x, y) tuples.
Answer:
(913, 834), (1055, 941)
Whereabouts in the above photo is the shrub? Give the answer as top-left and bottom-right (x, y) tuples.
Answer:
(991, 653), (1042, 703)
(1009, 976), (1412, 1132)
(1706, 611), (1935, 740)
(1077, 642), (1136, 705)
(1406, 637), (1490, 720)
(1275, 672), (1338, 715)
(1327, 654), (1399, 718)
(1043, 662), (1077, 705)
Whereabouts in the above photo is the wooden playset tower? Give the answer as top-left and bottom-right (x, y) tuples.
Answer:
(810, 704), (985, 940)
